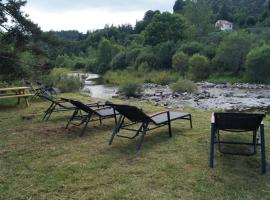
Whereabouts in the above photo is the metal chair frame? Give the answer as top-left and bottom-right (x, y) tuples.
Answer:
(209, 112), (266, 174)
(65, 99), (118, 137)
(107, 103), (192, 151)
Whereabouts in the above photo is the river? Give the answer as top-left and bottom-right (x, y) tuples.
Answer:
(71, 73), (270, 111)
(72, 73), (117, 99)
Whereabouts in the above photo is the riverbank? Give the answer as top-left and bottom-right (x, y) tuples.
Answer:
(135, 82), (270, 111)
(1, 94), (270, 199)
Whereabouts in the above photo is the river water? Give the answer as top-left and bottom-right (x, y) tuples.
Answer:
(72, 73), (117, 99)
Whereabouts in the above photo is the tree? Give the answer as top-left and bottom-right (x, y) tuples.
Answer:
(173, 0), (185, 13)
(188, 54), (210, 81)
(134, 10), (160, 33)
(155, 41), (176, 69)
(183, 0), (213, 37)
(245, 45), (270, 83)
(144, 12), (186, 46)
(172, 51), (189, 77)
(96, 38), (121, 73)
(213, 31), (253, 74)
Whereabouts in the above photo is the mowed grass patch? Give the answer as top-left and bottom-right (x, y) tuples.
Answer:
(0, 94), (270, 199)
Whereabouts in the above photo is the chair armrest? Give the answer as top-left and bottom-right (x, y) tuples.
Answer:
(211, 113), (215, 124)
(150, 111), (169, 118)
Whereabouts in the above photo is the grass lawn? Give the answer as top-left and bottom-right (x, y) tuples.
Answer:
(1, 93), (270, 199)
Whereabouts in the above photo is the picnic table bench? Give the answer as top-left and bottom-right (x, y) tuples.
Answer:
(0, 87), (33, 107)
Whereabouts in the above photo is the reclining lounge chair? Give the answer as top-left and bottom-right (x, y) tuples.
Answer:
(65, 99), (118, 137)
(107, 103), (192, 151)
(40, 95), (102, 121)
(23, 79), (48, 99)
(209, 112), (266, 174)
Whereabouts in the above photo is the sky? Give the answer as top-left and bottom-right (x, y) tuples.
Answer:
(22, 0), (176, 33)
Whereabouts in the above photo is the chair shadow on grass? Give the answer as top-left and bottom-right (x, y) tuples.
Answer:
(212, 139), (265, 175)
(102, 126), (190, 155)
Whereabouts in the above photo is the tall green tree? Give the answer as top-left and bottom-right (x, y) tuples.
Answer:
(183, 0), (213, 37)
(173, 0), (185, 13)
(96, 38), (120, 73)
(143, 12), (186, 46)
(0, 0), (46, 81)
(214, 31), (254, 75)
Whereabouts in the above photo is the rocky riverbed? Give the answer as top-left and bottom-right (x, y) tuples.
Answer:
(135, 82), (270, 111)
(74, 73), (270, 111)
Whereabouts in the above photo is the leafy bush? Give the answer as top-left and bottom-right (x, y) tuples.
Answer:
(170, 79), (197, 93)
(137, 62), (151, 73)
(119, 81), (142, 97)
(180, 42), (203, 56)
(111, 51), (127, 70)
(150, 71), (179, 85)
(188, 54), (210, 81)
(245, 45), (270, 83)
(202, 43), (217, 59)
(125, 48), (142, 66)
(172, 51), (189, 76)
(135, 52), (160, 69)
(56, 75), (82, 93)
(41, 69), (82, 93)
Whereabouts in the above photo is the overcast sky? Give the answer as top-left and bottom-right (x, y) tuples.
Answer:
(23, 0), (176, 33)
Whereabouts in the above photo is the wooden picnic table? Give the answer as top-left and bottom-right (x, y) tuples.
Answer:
(0, 86), (33, 107)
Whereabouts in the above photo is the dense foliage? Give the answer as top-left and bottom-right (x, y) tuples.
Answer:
(1, 0), (270, 84)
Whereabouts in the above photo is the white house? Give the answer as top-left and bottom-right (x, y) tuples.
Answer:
(215, 20), (233, 31)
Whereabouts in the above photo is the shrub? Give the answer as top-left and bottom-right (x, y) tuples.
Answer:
(188, 54), (210, 81)
(245, 45), (270, 83)
(125, 48), (141, 66)
(56, 75), (82, 93)
(202, 43), (217, 59)
(170, 79), (197, 93)
(135, 52), (160, 69)
(119, 81), (142, 97)
(172, 51), (189, 76)
(180, 42), (203, 56)
(42, 73), (82, 93)
(137, 62), (151, 73)
(150, 71), (178, 85)
(111, 51), (127, 70)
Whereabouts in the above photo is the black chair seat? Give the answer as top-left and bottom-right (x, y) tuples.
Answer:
(106, 103), (193, 151)
(65, 99), (118, 136)
(96, 108), (118, 117)
(151, 112), (190, 125)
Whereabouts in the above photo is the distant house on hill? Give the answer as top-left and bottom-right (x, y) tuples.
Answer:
(215, 20), (233, 31)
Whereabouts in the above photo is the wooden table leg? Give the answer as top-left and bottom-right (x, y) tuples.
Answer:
(17, 97), (21, 104)
(25, 97), (29, 107)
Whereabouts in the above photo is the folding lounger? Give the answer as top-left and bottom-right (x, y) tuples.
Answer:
(23, 79), (53, 98)
(65, 99), (119, 137)
(209, 112), (266, 174)
(107, 103), (192, 150)
(39, 95), (102, 121)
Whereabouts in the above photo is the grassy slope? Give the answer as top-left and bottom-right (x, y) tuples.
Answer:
(0, 94), (270, 200)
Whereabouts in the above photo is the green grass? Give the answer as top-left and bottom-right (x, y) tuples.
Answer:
(207, 74), (246, 84)
(103, 70), (179, 86)
(1, 94), (270, 199)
